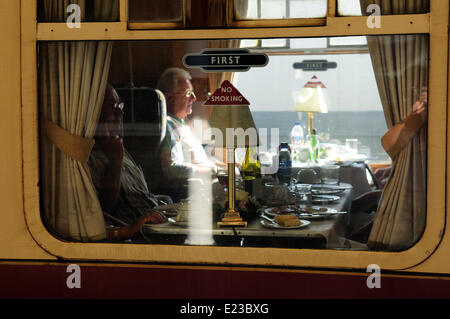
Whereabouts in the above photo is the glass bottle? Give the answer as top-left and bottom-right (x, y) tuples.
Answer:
(277, 143), (292, 185)
(307, 129), (319, 163)
(241, 146), (261, 195)
(290, 122), (304, 164)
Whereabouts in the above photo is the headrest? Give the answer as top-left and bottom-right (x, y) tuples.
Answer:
(116, 87), (167, 143)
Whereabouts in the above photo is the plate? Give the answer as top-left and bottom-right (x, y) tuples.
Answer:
(312, 184), (352, 190)
(145, 221), (171, 228)
(260, 219), (311, 229)
(168, 217), (188, 227)
(264, 205), (340, 218)
(311, 187), (344, 195)
(153, 203), (182, 217)
(311, 195), (340, 203)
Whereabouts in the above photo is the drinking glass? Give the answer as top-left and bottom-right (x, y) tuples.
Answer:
(321, 165), (340, 185)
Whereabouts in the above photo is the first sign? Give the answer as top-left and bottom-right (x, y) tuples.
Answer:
(183, 48), (268, 72)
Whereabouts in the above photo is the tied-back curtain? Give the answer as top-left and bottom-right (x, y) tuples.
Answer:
(40, 0), (115, 241)
(361, 0), (429, 250)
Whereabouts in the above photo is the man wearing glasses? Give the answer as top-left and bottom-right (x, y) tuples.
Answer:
(88, 84), (167, 241)
(156, 67), (218, 201)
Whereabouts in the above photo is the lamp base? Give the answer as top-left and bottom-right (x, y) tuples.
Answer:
(217, 209), (247, 227)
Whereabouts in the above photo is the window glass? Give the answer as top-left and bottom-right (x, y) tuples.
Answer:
(235, 0), (327, 19)
(129, 0), (184, 22)
(37, 0), (119, 22)
(339, 0), (430, 16)
(38, 34), (428, 252)
(337, 0), (362, 16)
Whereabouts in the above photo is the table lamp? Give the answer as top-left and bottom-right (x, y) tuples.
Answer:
(295, 75), (329, 136)
(204, 80), (259, 227)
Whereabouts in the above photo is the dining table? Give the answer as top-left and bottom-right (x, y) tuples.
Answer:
(141, 182), (355, 249)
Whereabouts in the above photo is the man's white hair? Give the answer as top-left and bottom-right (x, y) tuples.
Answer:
(157, 67), (192, 93)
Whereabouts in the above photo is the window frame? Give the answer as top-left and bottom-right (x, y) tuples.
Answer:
(24, 0), (448, 270)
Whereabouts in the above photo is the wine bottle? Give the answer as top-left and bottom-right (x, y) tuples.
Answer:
(241, 147), (261, 181)
(241, 147), (261, 196)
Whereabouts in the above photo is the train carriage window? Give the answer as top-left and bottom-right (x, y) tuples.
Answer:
(38, 32), (429, 252)
(37, 0), (119, 22)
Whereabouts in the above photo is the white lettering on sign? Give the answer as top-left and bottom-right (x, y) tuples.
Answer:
(210, 56), (241, 65)
(221, 87), (232, 93)
(211, 96), (243, 103)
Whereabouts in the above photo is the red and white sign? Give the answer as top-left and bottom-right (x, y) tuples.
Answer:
(203, 80), (250, 106)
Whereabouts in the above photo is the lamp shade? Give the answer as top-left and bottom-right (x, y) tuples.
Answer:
(295, 75), (329, 113)
(209, 105), (259, 148)
(204, 80), (259, 148)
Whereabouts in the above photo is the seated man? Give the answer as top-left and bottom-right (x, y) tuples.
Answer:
(89, 84), (167, 241)
(155, 67), (219, 200)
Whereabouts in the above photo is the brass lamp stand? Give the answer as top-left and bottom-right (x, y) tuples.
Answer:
(217, 147), (247, 227)
(307, 111), (314, 137)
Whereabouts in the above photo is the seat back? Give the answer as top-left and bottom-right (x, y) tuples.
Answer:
(116, 87), (167, 189)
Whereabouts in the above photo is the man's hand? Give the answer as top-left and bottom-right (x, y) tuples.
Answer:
(142, 210), (168, 224)
(111, 210), (168, 241)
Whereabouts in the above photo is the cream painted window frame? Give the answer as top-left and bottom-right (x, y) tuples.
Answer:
(24, 0), (448, 272)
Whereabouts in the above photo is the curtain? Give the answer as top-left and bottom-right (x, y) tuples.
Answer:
(360, 0), (429, 250)
(93, 0), (119, 21)
(207, 0), (248, 162)
(207, 0), (248, 91)
(40, 0), (115, 241)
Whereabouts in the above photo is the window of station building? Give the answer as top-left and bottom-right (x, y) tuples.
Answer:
(128, 0), (188, 29)
(234, 0), (328, 19)
(338, 0), (430, 16)
(37, 0), (119, 22)
(38, 34), (428, 252)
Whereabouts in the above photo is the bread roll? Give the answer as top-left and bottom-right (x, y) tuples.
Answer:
(274, 214), (301, 227)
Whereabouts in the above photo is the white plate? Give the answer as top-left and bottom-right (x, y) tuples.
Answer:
(145, 221), (171, 228)
(168, 217), (188, 227)
(311, 195), (340, 203)
(264, 205), (338, 217)
(311, 187), (344, 195)
(260, 219), (311, 229)
(153, 203), (182, 217)
(312, 184), (352, 190)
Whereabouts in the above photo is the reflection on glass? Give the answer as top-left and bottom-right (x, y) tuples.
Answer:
(337, 0), (362, 16)
(329, 36), (367, 47)
(39, 34), (428, 252)
(129, 0), (183, 22)
(186, 174), (214, 246)
(235, 0), (327, 19)
(355, 0), (429, 16)
(38, 0), (119, 22)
